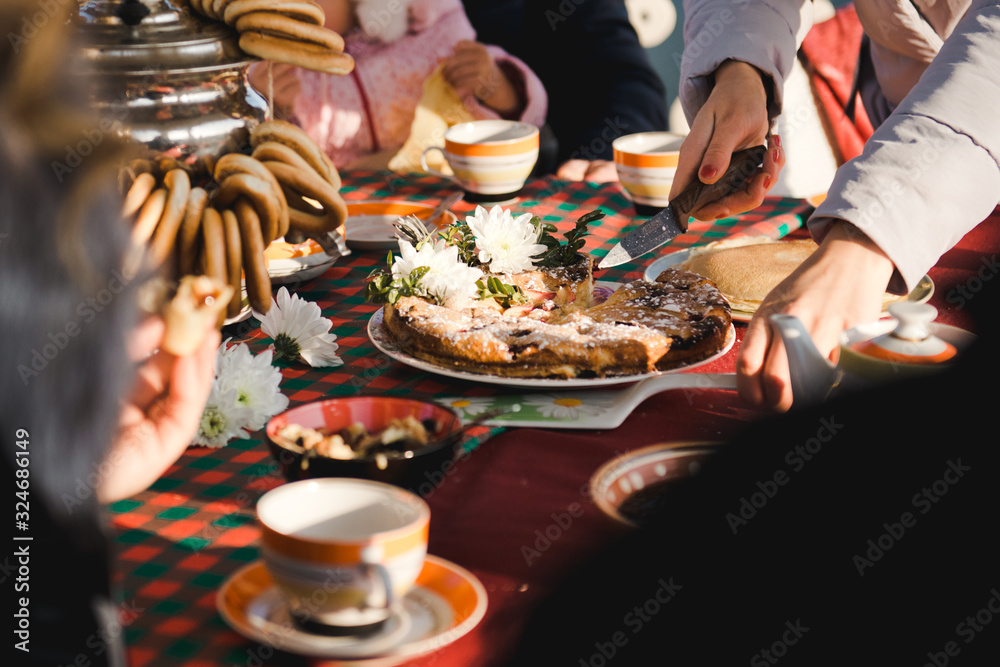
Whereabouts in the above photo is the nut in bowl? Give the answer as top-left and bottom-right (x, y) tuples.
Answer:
(590, 442), (722, 528)
(613, 131), (686, 215)
(266, 397), (464, 497)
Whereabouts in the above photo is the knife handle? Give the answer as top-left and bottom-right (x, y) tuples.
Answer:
(671, 145), (766, 227)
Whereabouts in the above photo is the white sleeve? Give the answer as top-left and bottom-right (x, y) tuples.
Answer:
(809, 0), (1000, 293)
(679, 0), (814, 124)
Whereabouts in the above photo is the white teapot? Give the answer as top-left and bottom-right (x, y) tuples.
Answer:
(770, 302), (977, 407)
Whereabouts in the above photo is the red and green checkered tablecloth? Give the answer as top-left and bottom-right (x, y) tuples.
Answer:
(108, 172), (814, 667)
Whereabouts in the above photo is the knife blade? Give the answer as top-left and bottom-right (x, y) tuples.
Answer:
(599, 145), (766, 269)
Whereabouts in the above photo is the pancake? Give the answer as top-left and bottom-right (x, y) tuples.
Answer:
(678, 237), (908, 314)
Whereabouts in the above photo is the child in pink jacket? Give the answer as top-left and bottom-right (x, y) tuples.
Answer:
(249, 0), (548, 170)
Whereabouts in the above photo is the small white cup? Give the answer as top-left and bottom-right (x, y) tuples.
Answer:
(256, 478), (429, 631)
(613, 132), (686, 213)
(421, 120), (539, 202)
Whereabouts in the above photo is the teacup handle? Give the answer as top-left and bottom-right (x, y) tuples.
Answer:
(420, 146), (458, 183)
(360, 561), (394, 611)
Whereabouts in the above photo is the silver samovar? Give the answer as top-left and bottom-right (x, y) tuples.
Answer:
(75, 0), (268, 184)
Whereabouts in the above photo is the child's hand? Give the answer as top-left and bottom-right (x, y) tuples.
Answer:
(442, 40), (523, 117)
(248, 62), (302, 117)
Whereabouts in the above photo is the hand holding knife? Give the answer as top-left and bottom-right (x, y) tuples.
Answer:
(599, 145), (767, 269)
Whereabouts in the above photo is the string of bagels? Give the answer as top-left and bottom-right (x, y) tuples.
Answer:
(120, 0), (352, 319)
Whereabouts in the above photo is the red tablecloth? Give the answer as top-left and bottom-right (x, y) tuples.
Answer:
(108, 172), (998, 667)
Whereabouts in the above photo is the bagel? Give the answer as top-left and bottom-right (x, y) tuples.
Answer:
(161, 275), (233, 356)
(235, 198), (272, 313)
(262, 159), (340, 210)
(200, 206), (228, 290)
(252, 119), (339, 186)
(239, 31), (355, 76)
(132, 187), (168, 248)
(224, 0), (326, 28)
(216, 172), (282, 246)
(234, 11), (345, 51)
(263, 160), (347, 234)
(178, 187), (208, 277)
(122, 172), (157, 220)
(221, 208), (245, 319)
(214, 152), (290, 238)
(148, 169), (191, 269)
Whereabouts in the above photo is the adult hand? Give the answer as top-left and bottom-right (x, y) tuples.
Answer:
(98, 317), (220, 503)
(556, 159), (618, 183)
(670, 60), (782, 221)
(443, 40), (522, 117)
(736, 222), (895, 411)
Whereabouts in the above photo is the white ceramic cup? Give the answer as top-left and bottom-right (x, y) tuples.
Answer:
(421, 120), (539, 201)
(613, 131), (686, 211)
(256, 478), (430, 630)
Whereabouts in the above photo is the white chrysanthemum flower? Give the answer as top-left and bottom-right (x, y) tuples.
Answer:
(216, 341), (289, 431)
(465, 205), (547, 275)
(253, 287), (344, 367)
(392, 238), (483, 306)
(193, 382), (255, 448)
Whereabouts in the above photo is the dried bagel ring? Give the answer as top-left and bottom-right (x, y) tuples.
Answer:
(122, 172), (157, 220)
(285, 198), (344, 236)
(215, 173), (282, 246)
(178, 187), (208, 277)
(214, 152), (289, 238)
(235, 198), (271, 313)
(252, 141), (318, 181)
(221, 208), (245, 319)
(252, 119), (339, 187)
(209, 0), (230, 21)
(148, 169), (191, 269)
(200, 206), (228, 290)
(223, 0), (325, 27)
(238, 32), (355, 76)
(235, 11), (345, 51)
(262, 160), (341, 216)
(132, 187), (168, 248)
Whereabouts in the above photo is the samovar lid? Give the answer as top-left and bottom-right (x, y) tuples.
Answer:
(76, 0), (255, 74)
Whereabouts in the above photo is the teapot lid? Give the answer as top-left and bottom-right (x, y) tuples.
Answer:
(75, 0), (252, 74)
(852, 303), (957, 364)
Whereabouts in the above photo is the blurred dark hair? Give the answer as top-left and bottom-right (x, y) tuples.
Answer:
(1, 4), (139, 664)
(1, 0), (135, 529)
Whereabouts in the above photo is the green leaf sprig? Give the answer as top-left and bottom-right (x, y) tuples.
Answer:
(476, 275), (527, 308)
(533, 210), (604, 267)
(364, 255), (431, 304)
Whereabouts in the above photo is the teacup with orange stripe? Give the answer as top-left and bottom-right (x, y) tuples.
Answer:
(421, 120), (539, 203)
(613, 132), (686, 213)
(256, 478), (430, 631)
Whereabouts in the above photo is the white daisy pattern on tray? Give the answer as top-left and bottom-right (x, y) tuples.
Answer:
(521, 394), (616, 420)
(437, 396), (499, 419)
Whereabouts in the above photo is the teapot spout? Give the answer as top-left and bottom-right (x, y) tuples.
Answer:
(769, 314), (841, 407)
